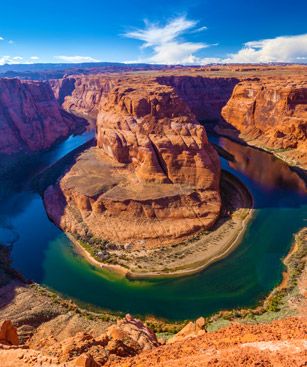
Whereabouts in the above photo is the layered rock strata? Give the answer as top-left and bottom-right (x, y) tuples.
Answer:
(156, 75), (239, 122)
(51, 76), (116, 121)
(221, 79), (307, 168)
(54, 67), (307, 168)
(44, 78), (221, 248)
(0, 78), (86, 155)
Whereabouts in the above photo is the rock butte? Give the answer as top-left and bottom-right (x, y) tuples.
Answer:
(45, 77), (221, 248)
(0, 78), (86, 155)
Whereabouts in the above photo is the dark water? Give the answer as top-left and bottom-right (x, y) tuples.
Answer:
(0, 132), (306, 321)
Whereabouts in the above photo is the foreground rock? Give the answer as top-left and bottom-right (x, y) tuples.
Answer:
(45, 77), (221, 248)
(111, 317), (307, 367)
(0, 78), (86, 155)
(0, 314), (159, 367)
(0, 321), (18, 346)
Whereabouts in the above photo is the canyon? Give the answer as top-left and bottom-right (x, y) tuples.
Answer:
(52, 65), (307, 168)
(42, 65), (306, 275)
(0, 64), (306, 366)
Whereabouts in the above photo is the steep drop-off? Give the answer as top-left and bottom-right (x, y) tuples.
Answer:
(221, 78), (307, 168)
(0, 78), (86, 155)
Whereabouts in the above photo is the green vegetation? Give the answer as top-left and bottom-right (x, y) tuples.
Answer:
(205, 228), (306, 330)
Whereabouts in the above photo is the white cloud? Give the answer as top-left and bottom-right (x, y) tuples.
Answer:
(224, 34), (307, 63)
(124, 17), (210, 65)
(191, 26), (208, 33)
(30, 56), (39, 60)
(0, 37), (4, 41)
(125, 16), (307, 65)
(126, 17), (197, 48)
(8, 40), (15, 44)
(0, 56), (24, 65)
(54, 55), (100, 63)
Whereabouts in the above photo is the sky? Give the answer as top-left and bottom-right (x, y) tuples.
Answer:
(1, 0), (307, 65)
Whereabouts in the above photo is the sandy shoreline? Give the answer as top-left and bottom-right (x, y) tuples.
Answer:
(67, 172), (254, 280)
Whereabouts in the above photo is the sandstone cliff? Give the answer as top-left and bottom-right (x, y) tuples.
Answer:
(44, 77), (221, 248)
(221, 79), (307, 168)
(54, 68), (307, 169)
(51, 76), (116, 121)
(156, 75), (239, 122)
(0, 78), (86, 155)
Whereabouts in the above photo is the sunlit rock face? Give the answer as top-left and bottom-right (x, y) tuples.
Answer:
(51, 75), (116, 121)
(0, 78), (86, 155)
(44, 77), (221, 248)
(221, 79), (307, 168)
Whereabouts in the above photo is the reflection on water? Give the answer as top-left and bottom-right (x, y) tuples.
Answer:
(219, 137), (306, 195)
(0, 131), (306, 320)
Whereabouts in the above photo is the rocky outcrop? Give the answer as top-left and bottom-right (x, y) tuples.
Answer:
(110, 317), (307, 367)
(0, 78), (86, 155)
(167, 317), (206, 344)
(221, 79), (307, 168)
(44, 77), (221, 248)
(0, 314), (159, 367)
(0, 321), (18, 346)
(52, 76), (116, 121)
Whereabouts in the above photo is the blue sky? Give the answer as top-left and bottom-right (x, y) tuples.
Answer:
(1, 0), (307, 65)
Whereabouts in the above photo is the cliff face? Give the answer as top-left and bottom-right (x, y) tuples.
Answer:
(157, 76), (239, 122)
(52, 76), (115, 121)
(0, 78), (86, 155)
(53, 70), (307, 168)
(44, 78), (221, 248)
(221, 79), (307, 168)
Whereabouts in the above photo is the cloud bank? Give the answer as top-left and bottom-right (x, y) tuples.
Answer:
(125, 17), (307, 65)
(54, 55), (101, 63)
(224, 34), (307, 63)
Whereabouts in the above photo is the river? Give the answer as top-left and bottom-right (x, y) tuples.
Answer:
(0, 131), (306, 320)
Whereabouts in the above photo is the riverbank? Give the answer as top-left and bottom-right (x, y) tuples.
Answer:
(204, 227), (307, 331)
(67, 171), (253, 280)
(212, 126), (307, 171)
(0, 226), (305, 341)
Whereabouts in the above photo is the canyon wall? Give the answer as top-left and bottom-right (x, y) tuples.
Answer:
(51, 76), (115, 121)
(156, 75), (239, 122)
(44, 77), (221, 248)
(0, 78), (86, 155)
(221, 79), (307, 168)
(54, 70), (306, 168)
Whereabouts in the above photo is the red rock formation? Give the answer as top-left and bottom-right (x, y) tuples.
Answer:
(0, 78), (86, 155)
(156, 75), (239, 122)
(0, 315), (159, 366)
(0, 321), (18, 346)
(109, 317), (307, 367)
(221, 79), (307, 168)
(52, 76), (116, 121)
(44, 77), (221, 247)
